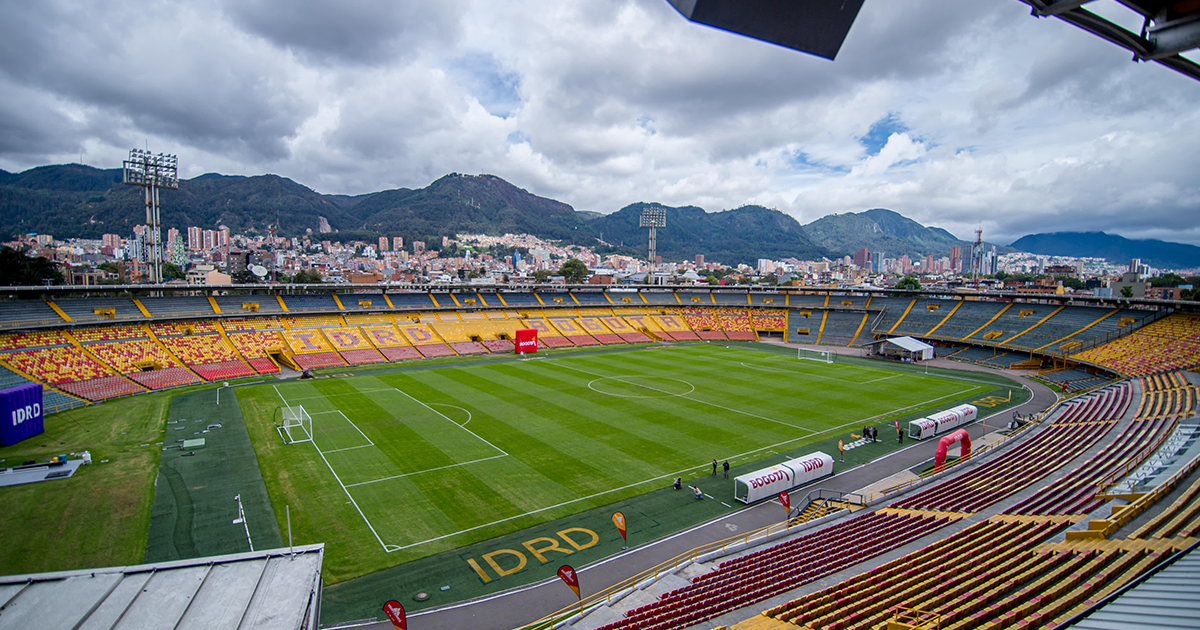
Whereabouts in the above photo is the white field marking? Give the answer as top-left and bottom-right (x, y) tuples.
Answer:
(368, 388), (508, 457)
(312, 410), (375, 450)
(721, 502), (733, 508)
(273, 385), (394, 553)
(554, 360), (814, 434)
(587, 376), (695, 398)
(343, 454), (509, 488)
(425, 402), (473, 427)
(861, 374), (902, 385)
(281, 388), (393, 401)
(374, 382), (984, 553)
(322, 444), (374, 454)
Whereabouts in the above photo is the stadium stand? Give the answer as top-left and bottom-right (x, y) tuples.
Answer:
(150, 320), (220, 336)
(923, 300), (1008, 341)
(651, 314), (698, 341)
(889, 298), (957, 337)
(280, 330), (346, 369)
(0, 299), (69, 328)
(52, 297), (146, 323)
(281, 294), (340, 312)
(226, 331), (285, 374)
(712, 292), (748, 305)
(0, 364), (85, 411)
(787, 293), (828, 308)
(750, 308), (786, 332)
(1038, 368), (1118, 392)
(678, 292), (712, 307)
(137, 296), (216, 318)
(0, 330), (72, 351)
(642, 291), (678, 306)
(288, 314), (345, 329)
(1072, 313), (1200, 377)
(578, 317), (624, 344)
(868, 297), (916, 334)
(825, 294), (870, 309)
(597, 315), (652, 343)
(595, 512), (957, 630)
(572, 291), (611, 305)
(336, 292), (380, 311)
(786, 309), (821, 345)
(551, 318), (602, 346)
(892, 383), (1131, 513)
(212, 294), (285, 315)
(220, 316), (285, 331)
(59, 375), (147, 401)
(2, 346), (116, 386)
(682, 307), (723, 336)
(70, 325), (147, 343)
(158, 333), (256, 380)
(322, 327), (386, 365)
(1012, 305), (1121, 352)
(817, 311), (867, 347)
(521, 319), (572, 348)
(496, 291), (540, 307)
(385, 292), (435, 309)
(343, 313), (393, 326)
(749, 292), (784, 307)
(975, 303), (1063, 344)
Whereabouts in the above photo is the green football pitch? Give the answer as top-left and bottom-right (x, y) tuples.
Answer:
(236, 344), (994, 582)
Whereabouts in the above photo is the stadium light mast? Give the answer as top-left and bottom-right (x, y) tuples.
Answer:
(122, 149), (178, 284)
(639, 205), (667, 270)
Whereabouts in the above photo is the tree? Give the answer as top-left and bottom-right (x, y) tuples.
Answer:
(895, 274), (922, 291)
(0, 247), (63, 286)
(760, 273), (778, 286)
(162, 262), (186, 281)
(705, 275), (720, 286)
(1061, 277), (1085, 291)
(1150, 273), (1186, 287)
(291, 269), (323, 283)
(1120, 285), (1134, 298)
(533, 269), (552, 283)
(559, 258), (588, 284)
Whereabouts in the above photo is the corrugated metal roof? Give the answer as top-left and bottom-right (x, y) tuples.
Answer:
(1071, 543), (1200, 630)
(886, 336), (933, 353)
(0, 545), (322, 630)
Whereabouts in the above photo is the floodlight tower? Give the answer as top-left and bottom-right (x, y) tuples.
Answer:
(639, 205), (667, 269)
(122, 149), (178, 284)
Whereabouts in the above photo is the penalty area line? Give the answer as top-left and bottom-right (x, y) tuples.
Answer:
(344, 454), (508, 488)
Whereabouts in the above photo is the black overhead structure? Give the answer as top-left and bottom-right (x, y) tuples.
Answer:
(665, 0), (866, 60)
(1019, 0), (1200, 81)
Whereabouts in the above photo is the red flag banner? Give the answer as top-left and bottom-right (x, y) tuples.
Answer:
(779, 491), (791, 513)
(383, 600), (406, 630)
(612, 511), (627, 543)
(895, 418), (900, 435)
(558, 565), (581, 600)
(838, 439), (844, 456)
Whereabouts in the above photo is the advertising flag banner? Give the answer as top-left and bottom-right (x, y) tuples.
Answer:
(778, 491), (790, 513)
(515, 328), (538, 354)
(383, 600), (406, 630)
(894, 418), (900, 435)
(557, 565), (581, 600)
(838, 439), (844, 456)
(0, 383), (44, 446)
(612, 512), (627, 543)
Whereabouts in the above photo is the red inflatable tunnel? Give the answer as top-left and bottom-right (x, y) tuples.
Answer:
(934, 429), (971, 470)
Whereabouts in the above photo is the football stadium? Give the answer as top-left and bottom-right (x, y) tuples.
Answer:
(0, 285), (1198, 630)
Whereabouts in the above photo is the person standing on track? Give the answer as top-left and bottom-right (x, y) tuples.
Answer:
(712, 459), (718, 476)
(723, 460), (730, 479)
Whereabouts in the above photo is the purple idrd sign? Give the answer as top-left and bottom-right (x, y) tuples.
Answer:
(0, 382), (44, 446)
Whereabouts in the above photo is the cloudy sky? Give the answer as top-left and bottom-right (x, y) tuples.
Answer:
(1, 0), (1197, 245)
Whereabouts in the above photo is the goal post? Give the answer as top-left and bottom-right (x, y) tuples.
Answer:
(797, 347), (834, 364)
(277, 404), (313, 444)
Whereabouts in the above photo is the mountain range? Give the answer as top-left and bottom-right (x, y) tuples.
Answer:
(3, 163), (1193, 269)
(1009, 232), (1200, 270)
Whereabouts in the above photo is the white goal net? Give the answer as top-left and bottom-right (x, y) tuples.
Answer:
(797, 347), (834, 364)
(279, 405), (313, 444)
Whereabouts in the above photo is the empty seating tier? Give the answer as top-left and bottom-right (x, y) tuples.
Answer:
(338, 349), (387, 365)
(293, 352), (347, 369)
(227, 331), (285, 358)
(891, 384), (1131, 513)
(0, 300), (68, 328)
(159, 334), (241, 366)
(750, 309), (786, 331)
(191, 360), (256, 381)
(129, 366), (201, 390)
(818, 312), (867, 347)
(88, 340), (183, 374)
(53, 297), (145, 323)
(137, 296), (216, 318)
(449, 342), (489, 355)
(60, 375), (147, 401)
(0, 330), (72, 350)
(150, 321), (220, 336)
(1072, 313), (1200, 376)
(220, 317), (284, 331)
(0, 364), (84, 411)
(281, 294), (339, 312)
(379, 346), (422, 361)
(596, 511), (956, 630)
(245, 357), (279, 374)
(212, 295), (284, 315)
(3, 347), (116, 385)
(71, 325), (147, 344)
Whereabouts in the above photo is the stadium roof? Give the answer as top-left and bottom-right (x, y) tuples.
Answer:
(1066, 541), (1200, 630)
(1018, 0), (1200, 81)
(862, 336), (935, 353)
(0, 544), (324, 630)
(666, 0), (866, 60)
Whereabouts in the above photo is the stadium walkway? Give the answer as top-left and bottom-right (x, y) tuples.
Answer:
(351, 352), (1058, 630)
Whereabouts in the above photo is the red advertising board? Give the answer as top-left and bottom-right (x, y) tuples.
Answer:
(515, 328), (538, 354)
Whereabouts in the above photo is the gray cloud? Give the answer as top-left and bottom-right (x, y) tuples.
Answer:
(0, 0), (1196, 246)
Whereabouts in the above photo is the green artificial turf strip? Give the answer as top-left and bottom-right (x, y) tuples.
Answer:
(237, 344), (1014, 586)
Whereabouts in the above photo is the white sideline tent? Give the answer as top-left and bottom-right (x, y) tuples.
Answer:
(866, 336), (935, 361)
(0, 544), (324, 630)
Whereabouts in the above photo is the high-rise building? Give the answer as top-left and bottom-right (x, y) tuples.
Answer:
(950, 246), (962, 273)
(167, 228), (179, 247)
(413, 241), (425, 254)
(695, 254), (704, 266)
(378, 237), (389, 252)
(202, 230), (216, 251)
(393, 236), (403, 251)
(102, 234), (121, 249)
(853, 248), (869, 268)
(871, 251), (883, 273)
(187, 227), (202, 251)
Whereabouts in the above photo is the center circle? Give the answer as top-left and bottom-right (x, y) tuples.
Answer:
(587, 376), (695, 398)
